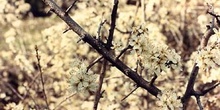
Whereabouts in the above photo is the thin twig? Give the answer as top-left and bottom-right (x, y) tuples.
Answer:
(35, 45), (50, 109)
(87, 56), (104, 72)
(53, 92), (76, 110)
(150, 74), (158, 86)
(97, 19), (107, 40)
(93, 60), (107, 110)
(5, 82), (24, 100)
(65, 0), (78, 15)
(121, 86), (139, 101)
(115, 45), (132, 60)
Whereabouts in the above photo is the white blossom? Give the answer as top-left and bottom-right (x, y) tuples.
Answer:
(156, 89), (182, 110)
(128, 25), (182, 77)
(68, 59), (98, 94)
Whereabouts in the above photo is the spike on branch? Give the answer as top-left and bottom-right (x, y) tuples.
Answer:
(63, 27), (71, 33)
(65, 0), (78, 15)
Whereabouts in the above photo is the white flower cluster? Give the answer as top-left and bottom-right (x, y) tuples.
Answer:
(196, 28), (220, 71)
(69, 59), (98, 96)
(129, 25), (182, 76)
(156, 89), (182, 110)
(197, 46), (220, 71)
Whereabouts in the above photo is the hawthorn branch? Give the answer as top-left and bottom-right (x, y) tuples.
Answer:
(42, 0), (161, 97)
(182, 8), (218, 110)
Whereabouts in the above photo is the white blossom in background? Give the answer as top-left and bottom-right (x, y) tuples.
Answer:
(156, 89), (182, 110)
(128, 24), (182, 77)
(68, 59), (98, 96)
(196, 38), (220, 71)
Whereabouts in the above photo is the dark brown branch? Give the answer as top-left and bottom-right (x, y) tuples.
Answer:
(115, 45), (132, 60)
(42, 0), (161, 97)
(150, 74), (158, 86)
(93, 60), (107, 110)
(182, 63), (199, 109)
(35, 45), (49, 109)
(195, 95), (203, 110)
(106, 0), (118, 49)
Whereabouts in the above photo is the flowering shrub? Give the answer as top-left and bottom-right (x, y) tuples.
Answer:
(0, 0), (220, 110)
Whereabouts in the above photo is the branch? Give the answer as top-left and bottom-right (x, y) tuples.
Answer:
(35, 45), (49, 109)
(182, 63), (199, 109)
(42, 0), (161, 97)
(106, 0), (119, 49)
(93, 60), (107, 110)
(87, 56), (103, 72)
(121, 86), (139, 101)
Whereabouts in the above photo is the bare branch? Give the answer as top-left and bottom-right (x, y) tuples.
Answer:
(65, 0), (78, 15)
(35, 45), (50, 109)
(121, 86), (139, 101)
(93, 60), (107, 110)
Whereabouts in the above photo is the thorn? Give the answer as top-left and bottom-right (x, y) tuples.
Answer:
(77, 36), (85, 43)
(65, 0), (78, 15)
(47, 8), (54, 14)
(201, 82), (220, 96)
(63, 27), (71, 33)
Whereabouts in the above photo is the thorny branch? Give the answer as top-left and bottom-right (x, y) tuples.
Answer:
(42, 0), (161, 97)
(182, 6), (220, 110)
(41, 0), (220, 109)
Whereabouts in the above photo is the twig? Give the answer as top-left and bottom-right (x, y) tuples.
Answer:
(97, 19), (107, 40)
(121, 86), (139, 101)
(150, 74), (157, 86)
(195, 95), (203, 110)
(5, 82), (24, 100)
(35, 45), (50, 109)
(106, 0), (119, 49)
(106, 21), (131, 34)
(87, 56), (104, 72)
(93, 60), (107, 110)
(53, 92), (76, 110)
(65, 0), (78, 15)
(115, 45), (132, 60)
